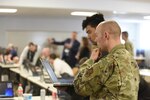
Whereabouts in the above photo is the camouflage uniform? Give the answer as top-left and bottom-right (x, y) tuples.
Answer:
(124, 40), (134, 56)
(74, 44), (139, 100)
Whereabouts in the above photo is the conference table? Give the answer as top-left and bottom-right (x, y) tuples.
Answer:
(1, 96), (59, 100)
(0, 63), (57, 93)
(2, 63), (150, 100)
(140, 69), (150, 83)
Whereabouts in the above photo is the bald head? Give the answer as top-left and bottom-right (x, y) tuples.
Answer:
(95, 20), (121, 52)
(98, 20), (121, 38)
(41, 47), (50, 58)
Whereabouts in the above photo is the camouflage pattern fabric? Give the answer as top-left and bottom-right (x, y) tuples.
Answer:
(74, 44), (139, 100)
(124, 40), (134, 56)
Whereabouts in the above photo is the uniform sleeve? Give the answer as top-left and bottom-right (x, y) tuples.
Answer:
(53, 39), (66, 45)
(74, 58), (114, 96)
(125, 42), (133, 55)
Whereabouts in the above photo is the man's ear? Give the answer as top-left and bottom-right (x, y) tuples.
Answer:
(104, 32), (109, 40)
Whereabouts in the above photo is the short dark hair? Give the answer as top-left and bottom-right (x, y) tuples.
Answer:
(28, 42), (34, 46)
(50, 53), (57, 60)
(122, 31), (128, 38)
(82, 13), (105, 30)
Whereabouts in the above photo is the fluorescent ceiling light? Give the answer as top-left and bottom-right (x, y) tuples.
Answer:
(0, 8), (17, 13)
(113, 11), (127, 14)
(71, 11), (97, 16)
(143, 16), (150, 20)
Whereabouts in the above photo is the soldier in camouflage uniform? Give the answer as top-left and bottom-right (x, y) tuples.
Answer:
(74, 20), (139, 100)
(122, 31), (134, 56)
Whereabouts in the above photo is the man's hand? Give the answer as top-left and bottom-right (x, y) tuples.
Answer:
(90, 48), (101, 61)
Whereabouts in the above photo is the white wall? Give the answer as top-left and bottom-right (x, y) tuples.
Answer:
(0, 16), (85, 46)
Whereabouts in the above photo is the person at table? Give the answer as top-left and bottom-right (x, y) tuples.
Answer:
(35, 47), (51, 68)
(49, 53), (74, 78)
(6, 43), (18, 61)
(82, 13), (108, 59)
(19, 42), (41, 66)
(74, 20), (139, 100)
(76, 37), (91, 62)
(49, 31), (80, 68)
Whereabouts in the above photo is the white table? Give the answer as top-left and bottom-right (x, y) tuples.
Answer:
(1, 96), (59, 100)
(140, 69), (150, 83)
(0, 63), (57, 93)
(140, 69), (150, 76)
(27, 76), (57, 92)
(10, 67), (57, 92)
(0, 63), (20, 68)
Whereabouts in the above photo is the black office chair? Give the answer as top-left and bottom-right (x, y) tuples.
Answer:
(138, 76), (150, 100)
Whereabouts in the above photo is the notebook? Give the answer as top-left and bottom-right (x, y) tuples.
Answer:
(40, 59), (74, 86)
(0, 81), (14, 100)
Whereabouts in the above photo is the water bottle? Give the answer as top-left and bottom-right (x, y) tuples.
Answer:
(40, 72), (44, 82)
(40, 89), (45, 100)
(17, 83), (23, 100)
(52, 91), (58, 100)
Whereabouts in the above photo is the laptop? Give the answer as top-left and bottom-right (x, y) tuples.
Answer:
(40, 59), (74, 87)
(23, 59), (40, 76)
(0, 81), (14, 100)
(1, 55), (14, 65)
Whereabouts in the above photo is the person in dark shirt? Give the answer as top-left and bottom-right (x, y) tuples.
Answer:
(3, 44), (18, 63)
(50, 31), (80, 68)
(76, 37), (91, 62)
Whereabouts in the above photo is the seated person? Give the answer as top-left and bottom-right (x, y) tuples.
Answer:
(39, 47), (51, 60)
(2, 44), (19, 64)
(49, 53), (74, 78)
(35, 47), (51, 71)
(7, 43), (18, 60)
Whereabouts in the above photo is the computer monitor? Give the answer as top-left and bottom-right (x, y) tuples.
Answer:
(40, 59), (73, 87)
(0, 81), (14, 98)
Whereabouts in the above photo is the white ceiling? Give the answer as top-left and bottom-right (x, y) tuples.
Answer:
(0, 0), (150, 20)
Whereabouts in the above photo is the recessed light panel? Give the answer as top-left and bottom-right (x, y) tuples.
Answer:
(0, 8), (17, 13)
(71, 11), (97, 16)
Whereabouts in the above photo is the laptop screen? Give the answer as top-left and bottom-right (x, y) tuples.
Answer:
(40, 59), (58, 83)
(0, 82), (14, 98)
(1, 55), (6, 64)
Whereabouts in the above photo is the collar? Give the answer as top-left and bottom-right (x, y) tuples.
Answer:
(109, 44), (125, 54)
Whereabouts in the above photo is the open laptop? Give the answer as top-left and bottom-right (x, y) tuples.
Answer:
(23, 59), (40, 76)
(40, 59), (74, 86)
(1, 55), (14, 65)
(0, 81), (14, 100)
